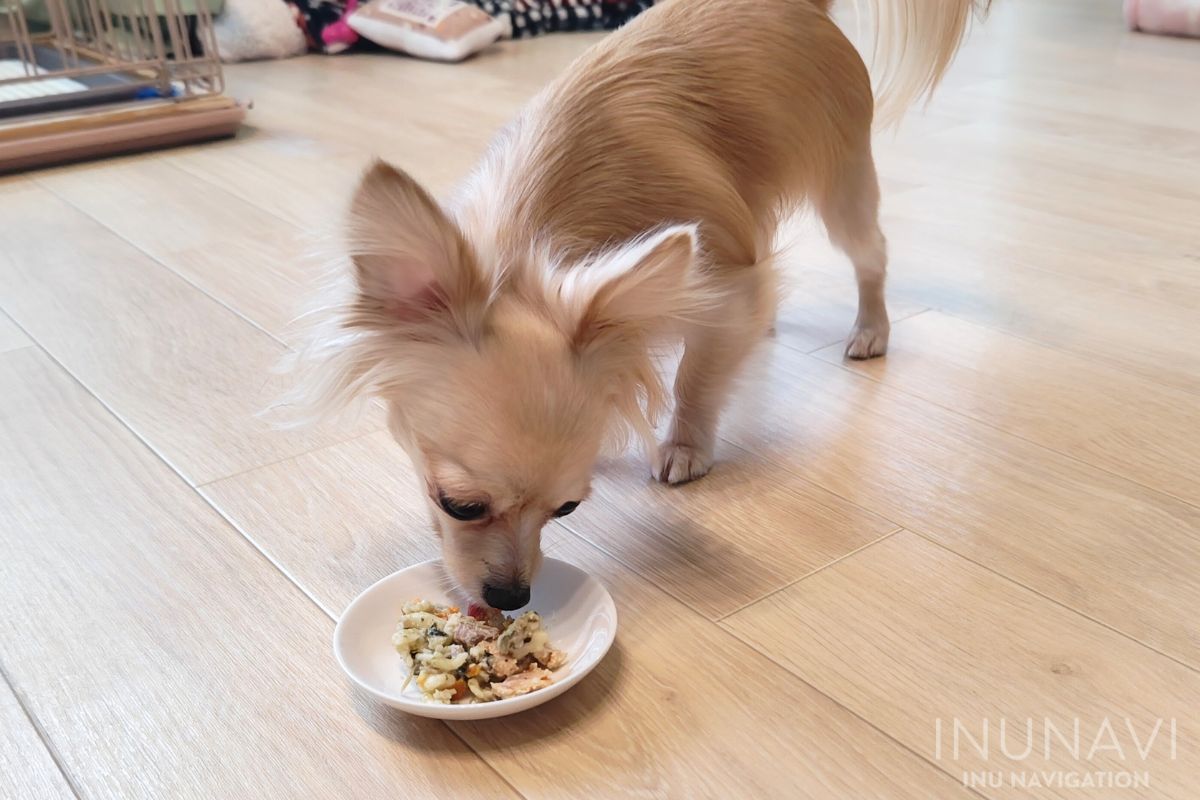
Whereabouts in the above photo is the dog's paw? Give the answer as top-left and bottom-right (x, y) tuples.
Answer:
(845, 324), (889, 360)
(652, 442), (713, 485)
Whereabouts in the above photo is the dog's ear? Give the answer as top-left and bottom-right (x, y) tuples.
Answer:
(345, 160), (484, 327)
(567, 224), (700, 351)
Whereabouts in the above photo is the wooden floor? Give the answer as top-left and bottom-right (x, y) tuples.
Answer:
(3, 1), (1199, 797)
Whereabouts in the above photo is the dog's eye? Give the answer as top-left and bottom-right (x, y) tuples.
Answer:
(553, 501), (580, 518)
(438, 493), (488, 521)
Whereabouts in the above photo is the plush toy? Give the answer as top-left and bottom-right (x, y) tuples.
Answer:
(213, 0), (358, 59)
(1124, 0), (1200, 37)
(213, 0), (307, 61)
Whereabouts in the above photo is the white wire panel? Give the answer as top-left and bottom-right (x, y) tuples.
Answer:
(0, 58), (86, 101)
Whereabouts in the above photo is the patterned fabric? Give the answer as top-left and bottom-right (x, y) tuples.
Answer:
(286, 0), (654, 55)
(467, 0), (655, 38)
(286, 0), (357, 52)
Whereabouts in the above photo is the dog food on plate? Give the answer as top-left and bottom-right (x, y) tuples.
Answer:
(393, 599), (566, 703)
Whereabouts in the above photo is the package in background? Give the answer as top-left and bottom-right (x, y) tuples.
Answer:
(349, 0), (506, 60)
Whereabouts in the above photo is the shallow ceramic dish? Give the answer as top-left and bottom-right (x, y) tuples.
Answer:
(334, 557), (617, 720)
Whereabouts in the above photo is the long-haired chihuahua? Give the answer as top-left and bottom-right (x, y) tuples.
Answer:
(289, 0), (988, 609)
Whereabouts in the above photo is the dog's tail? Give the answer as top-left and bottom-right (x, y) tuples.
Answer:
(847, 0), (991, 127)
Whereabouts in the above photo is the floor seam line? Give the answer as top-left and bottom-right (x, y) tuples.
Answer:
(32, 174), (292, 351)
(802, 347), (1200, 514)
(716, 526), (904, 622)
(906, 529), (1200, 675)
(0, 660), (87, 800)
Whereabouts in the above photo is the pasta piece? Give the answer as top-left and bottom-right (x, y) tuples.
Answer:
(393, 601), (565, 704)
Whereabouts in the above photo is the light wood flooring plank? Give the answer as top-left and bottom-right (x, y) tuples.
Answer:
(222, 59), (506, 188)
(926, 80), (1200, 163)
(558, 446), (900, 619)
(0, 347), (515, 800)
(951, 73), (1200, 135)
(0, 311), (31, 354)
(0, 676), (74, 800)
(719, 343), (1200, 664)
(172, 137), (368, 231)
(0, 181), (378, 485)
(877, 123), (1200, 247)
(814, 312), (1200, 506)
(878, 229), (1200, 396)
(882, 185), (1200, 311)
(36, 156), (322, 342)
(725, 532), (1200, 798)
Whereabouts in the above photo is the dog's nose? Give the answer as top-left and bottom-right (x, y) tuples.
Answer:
(482, 583), (530, 611)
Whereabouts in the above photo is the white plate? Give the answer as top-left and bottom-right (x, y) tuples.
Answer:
(333, 557), (617, 720)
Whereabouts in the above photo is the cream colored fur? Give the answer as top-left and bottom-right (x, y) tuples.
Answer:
(288, 0), (987, 607)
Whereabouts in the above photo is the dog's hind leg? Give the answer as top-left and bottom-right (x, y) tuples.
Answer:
(817, 144), (890, 359)
(653, 260), (776, 484)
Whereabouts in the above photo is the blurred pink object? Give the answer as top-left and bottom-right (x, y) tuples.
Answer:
(322, 0), (360, 53)
(1124, 0), (1200, 36)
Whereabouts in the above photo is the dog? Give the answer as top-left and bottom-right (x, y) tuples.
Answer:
(291, 0), (988, 610)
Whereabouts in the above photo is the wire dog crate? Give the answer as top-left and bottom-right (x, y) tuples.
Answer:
(1, 0), (243, 171)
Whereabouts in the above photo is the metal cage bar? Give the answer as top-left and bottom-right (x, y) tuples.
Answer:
(0, 0), (241, 172)
(0, 0), (226, 113)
